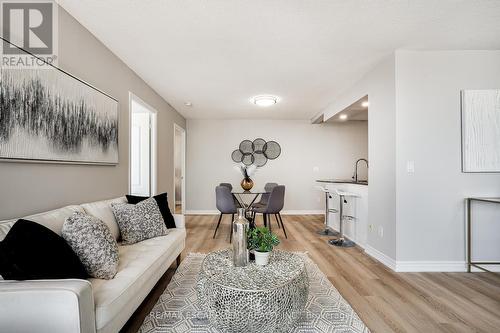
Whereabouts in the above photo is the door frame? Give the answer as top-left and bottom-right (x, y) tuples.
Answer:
(173, 123), (186, 215)
(128, 92), (158, 196)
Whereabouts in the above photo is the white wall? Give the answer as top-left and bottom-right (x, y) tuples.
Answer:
(186, 119), (368, 213)
(322, 51), (500, 271)
(323, 55), (397, 260)
(395, 50), (500, 263)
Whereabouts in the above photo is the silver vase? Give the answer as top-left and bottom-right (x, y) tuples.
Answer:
(232, 208), (249, 267)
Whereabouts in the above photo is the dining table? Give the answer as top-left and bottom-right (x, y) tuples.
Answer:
(231, 187), (270, 226)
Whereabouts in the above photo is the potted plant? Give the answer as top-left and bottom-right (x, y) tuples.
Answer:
(247, 226), (280, 266)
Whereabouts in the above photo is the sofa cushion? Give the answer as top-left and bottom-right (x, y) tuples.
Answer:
(81, 197), (126, 241)
(90, 228), (186, 332)
(0, 219), (16, 242)
(62, 212), (119, 280)
(126, 193), (176, 229)
(0, 219), (88, 280)
(22, 205), (86, 236)
(111, 198), (168, 245)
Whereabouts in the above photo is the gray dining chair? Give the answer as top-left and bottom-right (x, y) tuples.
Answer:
(214, 185), (237, 242)
(219, 183), (233, 190)
(219, 182), (242, 208)
(252, 182), (278, 209)
(253, 185), (287, 238)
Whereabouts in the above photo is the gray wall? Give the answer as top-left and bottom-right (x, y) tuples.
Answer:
(186, 119), (368, 213)
(395, 50), (500, 262)
(323, 55), (397, 260)
(0, 7), (185, 219)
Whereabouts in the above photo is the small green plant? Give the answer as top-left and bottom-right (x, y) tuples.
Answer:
(247, 227), (280, 253)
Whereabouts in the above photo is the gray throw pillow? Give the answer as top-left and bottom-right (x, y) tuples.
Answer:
(62, 212), (119, 280)
(111, 197), (168, 245)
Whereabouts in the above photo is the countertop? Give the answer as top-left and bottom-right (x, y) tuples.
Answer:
(316, 179), (368, 186)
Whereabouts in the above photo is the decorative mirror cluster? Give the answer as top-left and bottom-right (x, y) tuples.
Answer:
(231, 138), (281, 167)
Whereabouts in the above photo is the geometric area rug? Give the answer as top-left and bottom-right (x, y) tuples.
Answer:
(139, 252), (370, 333)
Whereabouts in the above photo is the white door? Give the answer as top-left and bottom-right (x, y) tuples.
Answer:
(130, 94), (157, 196)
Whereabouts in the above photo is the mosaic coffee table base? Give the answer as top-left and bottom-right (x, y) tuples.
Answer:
(197, 249), (309, 333)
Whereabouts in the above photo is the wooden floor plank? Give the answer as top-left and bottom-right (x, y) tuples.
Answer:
(122, 214), (500, 333)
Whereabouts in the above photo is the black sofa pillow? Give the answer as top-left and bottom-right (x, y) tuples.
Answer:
(126, 192), (176, 229)
(0, 219), (88, 280)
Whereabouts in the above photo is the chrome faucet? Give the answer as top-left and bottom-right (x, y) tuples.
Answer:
(352, 158), (368, 183)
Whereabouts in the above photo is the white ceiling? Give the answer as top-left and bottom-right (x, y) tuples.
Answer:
(57, 0), (500, 120)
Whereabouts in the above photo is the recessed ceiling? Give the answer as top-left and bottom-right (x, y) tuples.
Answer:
(57, 0), (500, 120)
(328, 96), (368, 122)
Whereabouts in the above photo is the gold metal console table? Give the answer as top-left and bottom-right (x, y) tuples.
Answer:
(466, 197), (500, 273)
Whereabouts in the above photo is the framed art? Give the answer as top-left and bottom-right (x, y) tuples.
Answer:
(0, 39), (119, 165)
(461, 89), (500, 173)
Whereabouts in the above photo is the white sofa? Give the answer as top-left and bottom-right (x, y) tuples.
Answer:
(0, 196), (186, 333)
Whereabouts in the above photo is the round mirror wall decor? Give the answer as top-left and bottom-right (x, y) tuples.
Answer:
(231, 138), (281, 167)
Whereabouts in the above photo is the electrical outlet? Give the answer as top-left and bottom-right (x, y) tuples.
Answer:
(378, 226), (384, 238)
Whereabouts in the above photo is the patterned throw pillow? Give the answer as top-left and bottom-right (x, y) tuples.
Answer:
(62, 212), (119, 280)
(111, 197), (168, 245)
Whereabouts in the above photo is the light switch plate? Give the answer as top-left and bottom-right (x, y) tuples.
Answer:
(406, 161), (415, 174)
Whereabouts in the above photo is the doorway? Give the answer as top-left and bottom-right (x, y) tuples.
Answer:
(129, 93), (157, 196)
(173, 124), (186, 214)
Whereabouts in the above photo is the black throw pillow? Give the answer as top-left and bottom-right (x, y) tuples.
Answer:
(126, 192), (176, 229)
(0, 219), (88, 280)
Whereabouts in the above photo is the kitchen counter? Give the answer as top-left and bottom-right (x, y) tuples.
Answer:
(316, 179), (368, 186)
(316, 181), (369, 248)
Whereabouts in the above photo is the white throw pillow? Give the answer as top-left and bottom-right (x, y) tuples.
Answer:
(111, 197), (168, 245)
(62, 212), (119, 280)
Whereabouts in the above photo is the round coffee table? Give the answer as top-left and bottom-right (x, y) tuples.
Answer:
(197, 249), (309, 333)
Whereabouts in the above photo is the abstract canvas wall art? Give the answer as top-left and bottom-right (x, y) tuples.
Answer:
(0, 44), (118, 164)
(461, 89), (500, 172)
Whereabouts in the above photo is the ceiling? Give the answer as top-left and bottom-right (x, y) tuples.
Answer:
(57, 0), (500, 120)
(328, 96), (368, 122)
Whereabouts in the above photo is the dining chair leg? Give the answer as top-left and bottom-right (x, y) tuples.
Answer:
(263, 213), (267, 228)
(229, 214), (234, 243)
(268, 214), (272, 233)
(278, 213), (287, 239)
(213, 213), (223, 238)
(275, 214), (281, 229)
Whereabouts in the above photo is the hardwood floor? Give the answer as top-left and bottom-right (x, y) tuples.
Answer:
(122, 214), (500, 333)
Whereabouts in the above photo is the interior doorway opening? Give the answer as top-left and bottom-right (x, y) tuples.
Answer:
(173, 124), (186, 214)
(129, 93), (157, 196)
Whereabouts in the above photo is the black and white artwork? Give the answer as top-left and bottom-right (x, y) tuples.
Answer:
(0, 44), (118, 164)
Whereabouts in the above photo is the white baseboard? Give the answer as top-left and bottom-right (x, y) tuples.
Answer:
(185, 210), (323, 216)
(185, 210), (219, 215)
(469, 264), (500, 272)
(281, 210), (323, 215)
(396, 262), (500, 272)
(395, 261), (466, 272)
(364, 245), (396, 271)
(363, 247), (500, 272)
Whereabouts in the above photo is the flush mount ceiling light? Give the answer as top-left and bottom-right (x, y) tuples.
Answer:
(339, 114), (348, 120)
(361, 101), (369, 107)
(253, 95), (278, 107)
(184, 102), (193, 107)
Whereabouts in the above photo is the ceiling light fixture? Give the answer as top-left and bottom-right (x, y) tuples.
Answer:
(339, 114), (348, 120)
(184, 102), (193, 107)
(361, 101), (369, 108)
(253, 95), (278, 107)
